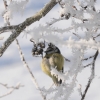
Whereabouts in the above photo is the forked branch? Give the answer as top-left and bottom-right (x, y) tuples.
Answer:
(81, 50), (99, 100)
(0, 0), (57, 57)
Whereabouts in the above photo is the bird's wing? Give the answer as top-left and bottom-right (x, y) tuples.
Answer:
(49, 53), (64, 71)
(49, 53), (64, 85)
(41, 57), (52, 77)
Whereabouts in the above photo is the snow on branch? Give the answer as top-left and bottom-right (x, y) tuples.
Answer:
(46, 17), (66, 27)
(0, 0), (99, 57)
(0, 0), (100, 99)
(41, 68), (79, 100)
(41, 71), (78, 100)
(2, 0), (29, 25)
(15, 39), (46, 100)
(65, 38), (100, 51)
(7, 0), (29, 14)
(51, 67), (68, 82)
(81, 50), (98, 100)
(0, 82), (24, 98)
(0, 0), (58, 57)
(26, 24), (65, 44)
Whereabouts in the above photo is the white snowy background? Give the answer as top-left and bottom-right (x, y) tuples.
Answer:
(0, 0), (100, 100)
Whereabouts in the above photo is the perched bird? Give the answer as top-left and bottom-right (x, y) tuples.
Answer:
(41, 43), (64, 86)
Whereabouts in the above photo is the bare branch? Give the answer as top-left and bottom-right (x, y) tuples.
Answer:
(0, 0), (57, 57)
(15, 39), (46, 100)
(93, 34), (100, 39)
(81, 50), (99, 100)
(73, 33), (81, 39)
(83, 50), (99, 68)
(0, 25), (16, 34)
(63, 56), (70, 62)
(82, 55), (95, 61)
(84, 63), (92, 68)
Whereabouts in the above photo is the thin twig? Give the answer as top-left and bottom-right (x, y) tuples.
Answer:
(0, 1), (24, 98)
(15, 39), (46, 100)
(93, 34), (100, 39)
(0, 82), (24, 98)
(81, 50), (99, 100)
(0, 0), (58, 57)
(46, 17), (66, 27)
(63, 56), (70, 62)
(2, 1), (46, 99)
(0, 82), (24, 89)
(82, 55), (95, 61)
(3, 0), (10, 25)
(73, 33), (81, 39)
(0, 89), (14, 98)
(84, 63), (92, 68)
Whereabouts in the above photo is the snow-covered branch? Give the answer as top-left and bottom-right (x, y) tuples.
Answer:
(46, 17), (66, 27)
(0, 82), (24, 98)
(65, 38), (100, 51)
(0, 0), (58, 57)
(0, 0), (100, 99)
(15, 39), (46, 100)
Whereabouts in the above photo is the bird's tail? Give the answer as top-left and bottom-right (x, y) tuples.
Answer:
(52, 75), (62, 86)
(52, 66), (63, 86)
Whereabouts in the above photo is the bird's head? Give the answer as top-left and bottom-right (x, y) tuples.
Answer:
(45, 43), (61, 55)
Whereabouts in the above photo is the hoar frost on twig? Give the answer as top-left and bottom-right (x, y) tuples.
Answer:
(0, 0), (58, 57)
(15, 39), (46, 100)
(2, 0), (29, 25)
(0, 0), (100, 100)
(0, 82), (24, 98)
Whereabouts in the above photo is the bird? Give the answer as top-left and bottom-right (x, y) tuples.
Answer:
(41, 43), (64, 86)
